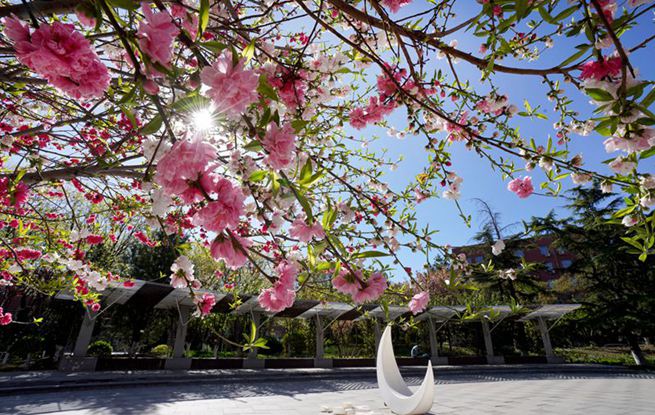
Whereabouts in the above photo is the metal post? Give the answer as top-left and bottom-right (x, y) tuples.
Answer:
(427, 317), (439, 358)
(537, 317), (554, 357)
(315, 314), (324, 359)
(73, 311), (97, 357)
(172, 306), (192, 358)
(481, 319), (494, 357)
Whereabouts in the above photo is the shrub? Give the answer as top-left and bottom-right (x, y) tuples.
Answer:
(87, 340), (113, 357)
(150, 344), (171, 358)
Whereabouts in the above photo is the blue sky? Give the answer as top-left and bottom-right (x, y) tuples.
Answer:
(338, 2), (655, 275)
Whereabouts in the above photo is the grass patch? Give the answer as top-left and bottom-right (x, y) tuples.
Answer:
(556, 345), (655, 366)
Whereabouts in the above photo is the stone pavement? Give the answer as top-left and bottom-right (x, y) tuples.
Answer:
(3, 368), (655, 414)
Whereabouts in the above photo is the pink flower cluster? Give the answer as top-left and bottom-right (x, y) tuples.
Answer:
(194, 293), (216, 316)
(289, 217), (325, 242)
(507, 176), (534, 199)
(408, 291), (429, 314)
(154, 138), (218, 203)
(332, 269), (388, 303)
(268, 65), (308, 109)
(0, 307), (12, 325)
(262, 122), (296, 170)
(155, 137), (252, 269)
(0, 178), (29, 208)
(258, 260), (299, 312)
(193, 177), (245, 232)
(579, 56), (622, 81)
(137, 6), (179, 68)
(4, 17), (109, 99)
(381, 0), (412, 13)
(171, 4), (199, 39)
(349, 96), (396, 130)
(201, 51), (259, 117)
(210, 233), (252, 269)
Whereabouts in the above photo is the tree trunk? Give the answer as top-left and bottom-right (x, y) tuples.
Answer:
(628, 335), (646, 366)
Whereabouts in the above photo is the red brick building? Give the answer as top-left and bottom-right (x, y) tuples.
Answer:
(452, 235), (576, 284)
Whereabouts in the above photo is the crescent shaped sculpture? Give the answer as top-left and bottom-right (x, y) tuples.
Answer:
(376, 325), (434, 415)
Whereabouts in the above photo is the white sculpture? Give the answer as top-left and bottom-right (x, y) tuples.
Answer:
(376, 325), (434, 415)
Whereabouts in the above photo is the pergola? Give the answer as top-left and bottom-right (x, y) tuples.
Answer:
(55, 280), (581, 370)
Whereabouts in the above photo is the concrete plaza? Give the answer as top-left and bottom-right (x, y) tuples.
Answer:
(4, 368), (655, 414)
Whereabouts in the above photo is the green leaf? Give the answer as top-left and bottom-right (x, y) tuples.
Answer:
(243, 140), (263, 151)
(140, 114), (162, 135)
(640, 146), (655, 160)
(641, 87), (655, 108)
(199, 0), (210, 33)
(538, 7), (556, 24)
(294, 188), (314, 222)
(559, 46), (589, 67)
(291, 119), (309, 132)
(242, 39), (256, 63)
(199, 41), (227, 53)
(585, 88), (614, 102)
(172, 94), (211, 113)
(108, 0), (138, 10)
(257, 75), (278, 101)
(248, 170), (268, 182)
(351, 250), (389, 259)
(553, 5), (578, 22)
(299, 159), (312, 183)
(321, 203), (337, 230)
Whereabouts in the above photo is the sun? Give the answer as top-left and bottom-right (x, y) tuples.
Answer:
(191, 107), (215, 131)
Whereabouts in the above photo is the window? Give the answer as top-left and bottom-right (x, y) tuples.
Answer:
(513, 249), (524, 258)
(561, 259), (572, 268)
(557, 247), (566, 254)
(539, 245), (550, 256)
(545, 262), (554, 272)
(475, 255), (484, 264)
(547, 280), (555, 289)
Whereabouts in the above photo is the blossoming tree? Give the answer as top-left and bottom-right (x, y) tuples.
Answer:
(0, 0), (653, 326)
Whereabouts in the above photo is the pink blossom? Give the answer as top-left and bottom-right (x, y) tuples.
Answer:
(0, 178), (30, 207)
(332, 269), (362, 296)
(349, 107), (367, 130)
(200, 51), (259, 117)
(408, 291), (429, 314)
(143, 79), (159, 95)
(579, 56), (622, 80)
(353, 272), (387, 304)
(210, 234), (252, 269)
(193, 177), (245, 232)
(381, 0), (412, 14)
(90, 303), (101, 313)
(4, 17), (109, 99)
(0, 307), (12, 325)
(603, 129), (653, 154)
(194, 293), (216, 316)
(154, 138), (217, 203)
(137, 6), (178, 67)
(262, 122), (296, 170)
(289, 217), (325, 242)
(507, 176), (534, 199)
(171, 4), (199, 39)
(276, 260), (299, 289)
(258, 284), (295, 312)
(15, 248), (42, 261)
(75, 9), (96, 28)
(170, 255), (194, 288)
(85, 234), (104, 245)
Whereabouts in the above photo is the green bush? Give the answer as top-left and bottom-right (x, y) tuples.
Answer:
(260, 336), (283, 356)
(150, 344), (171, 357)
(87, 340), (113, 357)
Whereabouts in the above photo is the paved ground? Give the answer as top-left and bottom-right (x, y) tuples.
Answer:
(4, 369), (655, 414)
